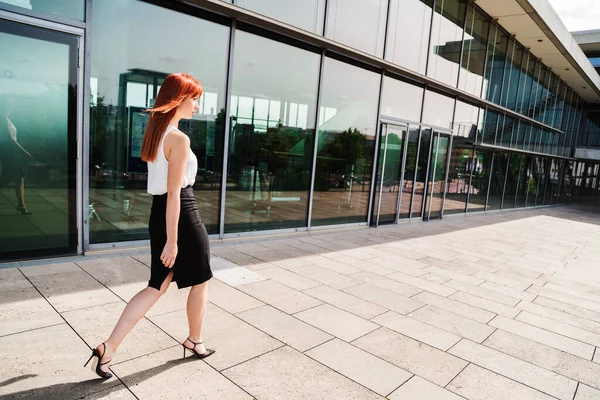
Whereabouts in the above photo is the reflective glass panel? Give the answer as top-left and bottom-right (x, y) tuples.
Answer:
(399, 126), (420, 218)
(487, 151), (507, 211)
(233, 0), (325, 34)
(444, 137), (471, 215)
(89, 0), (229, 241)
(372, 124), (406, 225)
(422, 90), (454, 129)
(501, 40), (523, 110)
(0, 20), (78, 260)
(481, 109), (498, 145)
(226, 31), (320, 232)
(467, 148), (492, 212)
(381, 76), (424, 123)
(325, 0), (388, 57)
(453, 100), (479, 140)
(311, 58), (380, 226)
(386, 0), (433, 74)
(516, 155), (531, 208)
(427, 0), (466, 86)
(502, 153), (521, 210)
(458, 5), (489, 96)
(1, 0), (84, 21)
(483, 24), (508, 103)
(411, 128), (432, 218)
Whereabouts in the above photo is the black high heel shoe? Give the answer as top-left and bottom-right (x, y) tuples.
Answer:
(16, 206), (32, 215)
(182, 338), (215, 360)
(84, 343), (113, 379)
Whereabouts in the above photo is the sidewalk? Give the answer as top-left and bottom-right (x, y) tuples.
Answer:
(2, 204), (600, 399)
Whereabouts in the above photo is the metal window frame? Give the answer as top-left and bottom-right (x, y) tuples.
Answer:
(0, 9), (86, 256)
(484, 149), (495, 211)
(0, 1), (85, 28)
(218, 19), (236, 238)
(395, 123), (411, 224)
(306, 49), (326, 229)
(367, 72), (386, 227)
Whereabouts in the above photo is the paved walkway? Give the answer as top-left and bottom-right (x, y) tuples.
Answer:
(2, 204), (600, 399)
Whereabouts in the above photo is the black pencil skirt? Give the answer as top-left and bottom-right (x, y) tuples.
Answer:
(148, 186), (212, 290)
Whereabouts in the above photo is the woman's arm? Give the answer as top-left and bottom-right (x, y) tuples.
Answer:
(160, 131), (190, 268)
(13, 140), (32, 158)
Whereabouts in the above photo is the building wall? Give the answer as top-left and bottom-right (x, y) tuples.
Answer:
(1, 0), (600, 261)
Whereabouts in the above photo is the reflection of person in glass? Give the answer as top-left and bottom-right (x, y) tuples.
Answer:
(0, 96), (33, 215)
(85, 74), (214, 379)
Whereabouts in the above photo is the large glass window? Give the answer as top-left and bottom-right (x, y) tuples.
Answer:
(381, 76), (424, 122)
(311, 58), (380, 226)
(411, 128), (432, 218)
(89, 0), (229, 242)
(399, 127), (420, 218)
(225, 31), (320, 232)
(481, 109), (498, 145)
(501, 39), (523, 110)
(444, 137), (472, 215)
(233, 0), (326, 34)
(483, 24), (508, 104)
(0, 0), (84, 21)
(325, 0), (388, 57)
(500, 115), (515, 148)
(427, 0), (466, 86)
(453, 100), (479, 140)
(422, 90), (454, 129)
(502, 153), (521, 209)
(516, 155), (531, 208)
(386, 0), (433, 74)
(458, 5), (489, 96)
(487, 151), (507, 211)
(467, 148), (492, 212)
(0, 19), (78, 260)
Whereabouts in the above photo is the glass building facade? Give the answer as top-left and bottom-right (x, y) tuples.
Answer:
(1, 0), (600, 262)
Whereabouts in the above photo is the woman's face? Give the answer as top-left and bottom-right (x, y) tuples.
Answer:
(178, 96), (199, 119)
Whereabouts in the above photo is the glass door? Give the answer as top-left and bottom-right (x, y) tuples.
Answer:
(424, 131), (450, 220)
(0, 18), (79, 260)
(372, 123), (407, 226)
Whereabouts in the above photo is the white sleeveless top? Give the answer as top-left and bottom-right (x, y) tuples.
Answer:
(147, 125), (197, 195)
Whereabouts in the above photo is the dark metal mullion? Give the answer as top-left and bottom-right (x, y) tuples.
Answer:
(500, 152), (509, 210)
(464, 146), (475, 213)
(478, 10), (493, 100)
(306, 49), (326, 229)
(524, 156), (532, 207)
(395, 124), (410, 224)
(440, 133), (453, 218)
(218, 18), (237, 238)
(513, 154), (523, 208)
(409, 126), (423, 219)
(82, 0), (93, 251)
(381, 0), (392, 60)
(455, 0), (470, 90)
(421, 129), (435, 220)
(484, 149), (495, 211)
(425, 0), (437, 78)
(497, 31), (509, 107)
(510, 41), (524, 117)
(366, 71), (386, 227)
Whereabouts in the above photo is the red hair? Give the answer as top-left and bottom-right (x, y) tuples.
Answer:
(141, 73), (203, 162)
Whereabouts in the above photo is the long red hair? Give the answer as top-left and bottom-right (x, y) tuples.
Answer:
(141, 73), (203, 162)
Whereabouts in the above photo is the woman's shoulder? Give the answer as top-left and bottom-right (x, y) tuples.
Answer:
(164, 128), (190, 148)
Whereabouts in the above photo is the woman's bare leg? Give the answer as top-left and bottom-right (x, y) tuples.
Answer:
(97, 271), (174, 372)
(183, 281), (209, 353)
(16, 178), (25, 208)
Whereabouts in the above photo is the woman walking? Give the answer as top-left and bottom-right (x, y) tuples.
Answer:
(85, 73), (214, 379)
(0, 95), (33, 215)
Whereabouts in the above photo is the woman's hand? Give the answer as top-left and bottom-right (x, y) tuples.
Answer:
(160, 241), (178, 268)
